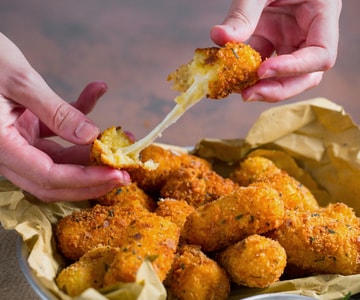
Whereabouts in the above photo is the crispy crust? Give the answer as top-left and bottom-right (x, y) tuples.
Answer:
(217, 234), (287, 288)
(168, 42), (262, 99)
(165, 245), (230, 300)
(182, 182), (285, 252)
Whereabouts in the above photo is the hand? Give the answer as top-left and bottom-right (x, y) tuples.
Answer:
(0, 33), (130, 202)
(211, 0), (342, 102)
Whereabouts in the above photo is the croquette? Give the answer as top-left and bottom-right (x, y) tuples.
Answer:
(217, 234), (287, 288)
(182, 182), (285, 252)
(160, 166), (239, 208)
(230, 156), (319, 212)
(96, 182), (156, 212)
(269, 205), (360, 275)
(165, 245), (230, 300)
(55, 204), (146, 260)
(103, 212), (180, 285)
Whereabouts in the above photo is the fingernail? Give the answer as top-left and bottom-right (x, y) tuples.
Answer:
(97, 85), (108, 99)
(259, 68), (276, 79)
(245, 93), (264, 102)
(111, 171), (131, 186)
(75, 121), (99, 142)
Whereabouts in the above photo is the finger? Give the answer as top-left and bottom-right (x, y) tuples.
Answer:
(247, 35), (275, 60)
(2, 166), (130, 202)
(0, 34), (99, 145)
(33, 138), (92, 165)
(39, 81), (108, 138)
(210, 0), (268, 45)
(0, 130), (130, 202)
(241, 72), (323, 103)
(72, 81), (108, 114)
(258, 47), (335, 80)
(305, 0), (342, 68)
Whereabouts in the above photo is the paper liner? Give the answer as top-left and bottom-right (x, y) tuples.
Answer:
(1, 97), (360, 299)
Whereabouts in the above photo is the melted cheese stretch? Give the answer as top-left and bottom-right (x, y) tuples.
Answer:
(120, 73), (212, 156)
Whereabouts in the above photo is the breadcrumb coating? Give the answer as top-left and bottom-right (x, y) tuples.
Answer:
(165, 245), (230, 300)
(269, 205), (360, 275)
(127, 144), (185, 194)
(90, 126), (154, 171)
(56, 246), (119, 297)
(168, 42), (262, 99)
(155, 198), (195, 229)
(230, 156), (281, 186)
(103, 212), (180, 285)
(55, 204), (146, 260)
(182, 182), (285, 252)
(96, 182), (157, 212)
(217, 234), (286, 288)
(230, 156), (319, 212)
(160, 166), (238, 208)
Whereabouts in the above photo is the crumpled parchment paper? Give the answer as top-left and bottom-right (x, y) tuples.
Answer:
(1, 97), (360, 299)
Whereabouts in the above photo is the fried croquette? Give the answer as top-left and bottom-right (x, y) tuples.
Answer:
(178, 151), (212, 171)
(165, 245), (230, 300)
(103, 213), (180, 285)
(168, 42), (262, 99)
(155, 198), (195, 229)
(230, 156), (319, 212)
(321, 202), (360, 226)
(90, 126), (158, 171)
(182, 182), (285, 252)
(269, 206), (360, 275)
(55, 204), (146, 260)
(160, 167), (239, 208)
(217, 234), (287, 288)
(261, 172), (319, 212)
(56, 246), (119, 297)
(96, 182), (156, 212)
(127, 144), (185, 194)
(230, 156), (281, 186)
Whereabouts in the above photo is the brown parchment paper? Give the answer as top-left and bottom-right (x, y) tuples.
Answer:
(1, 97), (360, 299)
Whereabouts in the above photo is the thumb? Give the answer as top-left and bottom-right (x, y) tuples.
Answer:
(211, 0), (269, 46)
(10, 70), (100, 145)
(0, 33), (100, 145)
(35, 78), (101, 144)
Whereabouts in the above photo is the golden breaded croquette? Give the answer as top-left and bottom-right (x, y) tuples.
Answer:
(127, 144), (185, 194)
(160, 167), (239, 208)
(55, 204), (146, 260)
(182, 182), (285, 252)
(103, 212), (180, 285)
(269, 207), (360, 275)
(165, 245), (230, 300)
(96, 182), (156, 212)
(90, 126), (158, 171)
(230, 156), (281, 186)
(261, 172), (319, 212)
(178, 151), (212, 171)
(217, 234), (287, 288)
(56, 246), (119, 297)
(321, 202), (360, 226)
(230, 156), (319, 212)
(155, 198), (195, 229)
(168, 42), (262, 99)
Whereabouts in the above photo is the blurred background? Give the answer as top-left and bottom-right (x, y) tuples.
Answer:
(0, 0), (359, 147)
